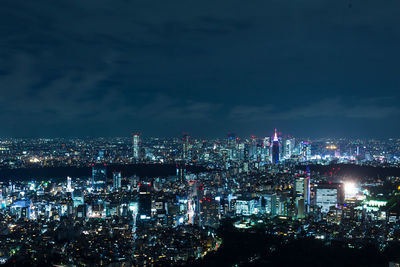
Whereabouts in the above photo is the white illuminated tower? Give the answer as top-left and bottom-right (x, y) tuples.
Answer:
(113, 171), (122, 190)
(66, 176), (73, 192)
(285, 138), (295, 159)
(132, 133), (141, 160)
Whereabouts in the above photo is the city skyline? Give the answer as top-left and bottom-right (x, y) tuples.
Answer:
(2, 1), (400, 266)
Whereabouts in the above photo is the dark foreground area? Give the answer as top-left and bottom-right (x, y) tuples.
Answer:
(300, 163), (400, 180)
(0, 163), (208, 181)
(189, 220), (400, 267)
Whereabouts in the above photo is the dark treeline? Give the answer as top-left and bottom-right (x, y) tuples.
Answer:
(0, 163), (208, 181)
(299, 164), (400, 179)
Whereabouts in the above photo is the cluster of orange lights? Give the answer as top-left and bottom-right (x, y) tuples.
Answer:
(326, 145), (337, 150)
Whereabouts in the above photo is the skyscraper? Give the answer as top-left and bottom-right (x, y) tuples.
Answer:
(300, 141), (311, 161)
(66, 176), (72, 192)
(92, 164), (107, 189)
(284, 138), (295, 159)
(272, 129), (280, 164)
(132, 133), (141, 160)
(182, 134), (190, 161)
(295, 173), (310, 218)
(138, 182), (152, 220)
(263, 137), (271, 162)
(113, 171), (122, 190)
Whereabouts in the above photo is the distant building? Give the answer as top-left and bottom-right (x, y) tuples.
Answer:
(113, 171), (122, 190)
(72, 190), (84, 207)
(92, 164), (107, 189)
(263, 137), (271, 162)
(132, 133), (141, 160)
(272, 129), (280, 164)
(300, 141), (311, 161)
(235, 198), (260, 216)
(182, 134), (190, 161)
(284, 138), (295, 159)
(66, 176), (72, 192)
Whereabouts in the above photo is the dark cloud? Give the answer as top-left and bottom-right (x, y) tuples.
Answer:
(0, 0), (399, 137)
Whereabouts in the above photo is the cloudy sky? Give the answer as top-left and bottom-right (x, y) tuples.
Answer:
(1, 0), (399, 138)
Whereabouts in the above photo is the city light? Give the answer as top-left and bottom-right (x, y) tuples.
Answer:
(344, 182), (358, 199)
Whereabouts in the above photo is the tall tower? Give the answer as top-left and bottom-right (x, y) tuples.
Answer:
(113, 171), (122, 190)
(182, 134), (190, 162)
(305, 166), (311, 212)
(295, 170), (310, 218)
(138, 182), (152, 220)
(92, 164), (107, 190)
(263, 137), (271, 162)
(66, 176), (72, 192)
(272, 129), (280, 164)
(300, 141), (311, 161)
(284, 138), (295, 159)
(132, 133), (141, 160)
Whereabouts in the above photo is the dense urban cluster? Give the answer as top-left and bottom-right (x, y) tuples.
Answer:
(0, 131), (400, 266)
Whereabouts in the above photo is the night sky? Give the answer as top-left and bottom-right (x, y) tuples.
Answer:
(1, 0), (399, 138)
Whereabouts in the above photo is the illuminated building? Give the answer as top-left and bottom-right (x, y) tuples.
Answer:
(10, 200), (32, 219)
(315, 183), (344, 213)
(249, 135), (257, 161)
(138, 182), (151, 220)
(132, 133), (141, 160)
(72, 190), (84, 207)
(91, 164), (107, 189)
(235, 198), (260, 216)
(113, 171), (122, 190)
(66, 176), (72, 192)
(284, 138), (295, 159)
(295, 177), (306, 218)
(272, 129), (280, 164)
(238, 143), (245, 160)
(182, 134), (190, 161)
(97, 150), (104, 161)
(200, 197), (220, 228)
(263, 137), (271, 162)
(300, 141), (311, 161)
(176, 162), (186, 182)
(270, 195), (288, 216)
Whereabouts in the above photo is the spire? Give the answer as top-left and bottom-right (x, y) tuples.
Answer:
(273, 128), (279, 142)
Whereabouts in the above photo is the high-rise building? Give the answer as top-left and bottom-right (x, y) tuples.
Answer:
(300, 141), (312, 161)
(72, 190), (84, 207)
(92, 164), (107, 189)
(132, 133), (141, 160)
(263, 137), (271, 162)
(176, 163), (186, 182)
(66, 176), (72, 192)
(113, 171), (122, 190)
(249, 135), (257, 161)
(295, 174), (310, 218)
(238, 143), (245, 161)
(200, 197), (220, 228)
(138, 182), (152, 220)
(272, 129), (280, 164)
(182, 134), (190, 161)
(284, 138), (295, 159)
